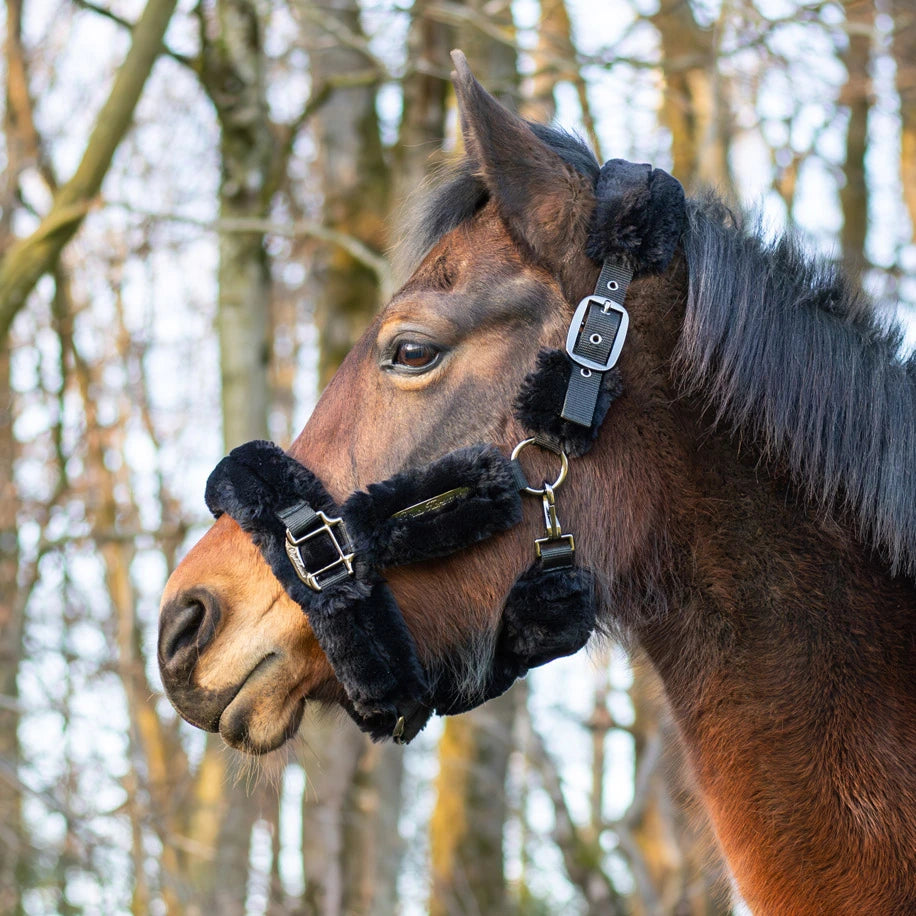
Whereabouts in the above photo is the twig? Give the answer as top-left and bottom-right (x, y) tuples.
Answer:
(108, 203), (394, 294)
(71, 0), (196, 68)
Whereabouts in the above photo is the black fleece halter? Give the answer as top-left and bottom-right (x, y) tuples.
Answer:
(204, 159), (685, 743)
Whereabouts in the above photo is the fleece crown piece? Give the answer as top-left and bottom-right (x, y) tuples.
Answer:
(515, 157), (685, 453)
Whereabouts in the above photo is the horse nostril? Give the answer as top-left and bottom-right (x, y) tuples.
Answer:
(158, 589), (221, 677)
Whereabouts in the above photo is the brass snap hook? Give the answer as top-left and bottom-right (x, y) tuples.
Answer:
(541, 482), (562, 539)
(534, 480), (576, 565)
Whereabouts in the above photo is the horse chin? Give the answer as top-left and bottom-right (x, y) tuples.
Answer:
(214, 654), (309, 755)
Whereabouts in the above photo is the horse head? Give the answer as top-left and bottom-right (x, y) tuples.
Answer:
(156, 53), (685, 754)
(156, 49), (916, 916)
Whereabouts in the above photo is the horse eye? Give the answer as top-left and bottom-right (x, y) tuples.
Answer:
(392, 340), (441, 371)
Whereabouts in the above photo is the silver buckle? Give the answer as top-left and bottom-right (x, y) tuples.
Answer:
(284, 511), (355, 592)
(565, 295), (629, 372)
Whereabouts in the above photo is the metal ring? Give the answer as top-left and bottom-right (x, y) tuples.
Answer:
(510, 437), (569, 495)
(607, 280), (619, 291)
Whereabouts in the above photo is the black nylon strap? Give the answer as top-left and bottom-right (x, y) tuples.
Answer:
(562, 365), (605, 427)
(537, 538), (576, 570)
(278, 502), (321, 535)
(561, 259), (632, 427)
(595, 259), (631, 305)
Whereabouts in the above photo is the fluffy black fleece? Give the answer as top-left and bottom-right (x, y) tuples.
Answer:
(498, 563), (596, 667)
(343, 444), (522, 567)
(205, 440), (528, 742)
(205, 441), (431, 738)
(514, 349), (624, 456)
(430, 561), (597, 715)
(586, 159), (686, 277)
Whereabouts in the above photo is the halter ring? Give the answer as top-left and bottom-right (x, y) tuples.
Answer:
(511, 437), (569, 495)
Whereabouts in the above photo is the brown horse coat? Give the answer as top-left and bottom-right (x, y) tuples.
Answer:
(159, 53), (916, 914)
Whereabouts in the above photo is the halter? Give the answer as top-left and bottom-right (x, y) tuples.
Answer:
(205, 159), (686, 743)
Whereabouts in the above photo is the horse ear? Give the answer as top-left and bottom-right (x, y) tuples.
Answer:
(450, 50), (595, 295)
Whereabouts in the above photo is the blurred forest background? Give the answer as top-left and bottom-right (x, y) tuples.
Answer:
(1, 0), (914, 913)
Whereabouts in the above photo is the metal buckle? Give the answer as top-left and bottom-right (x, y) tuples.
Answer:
(284, 511), (355, 592)
(565, 295), (629, 372)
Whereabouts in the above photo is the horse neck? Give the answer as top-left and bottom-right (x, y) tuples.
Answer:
(581, 261), (916, 914)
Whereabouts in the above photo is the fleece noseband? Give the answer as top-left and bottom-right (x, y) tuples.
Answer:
(204, 159), (685, 743)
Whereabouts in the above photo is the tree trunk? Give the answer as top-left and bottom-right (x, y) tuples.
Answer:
(839, 0), (875, 268)
(297, 715), (404, 915)
(395, 0), (455, 210)
(298, 0), (390, 386)
(519, 0), (573, 124)
(0, 0), (178, 342)
(430, 690), (517, 916)
(520, 0), (603, 158)
(652, 2), (734, 195)
(181, 3), (280, 910)
(0, 345), (23, 916)
(0, 3), (38, 906)
(342, 740), (405, 915)
(891, 0), (916, 238)
(199, 0), (274, 449)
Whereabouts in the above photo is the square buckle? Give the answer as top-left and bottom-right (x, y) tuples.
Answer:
(565, 295), (630, 372)
(284, 511), (355, 592)
(535, 533), (576, 570)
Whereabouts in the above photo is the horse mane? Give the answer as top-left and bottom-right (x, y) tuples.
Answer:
(678, 194), (916, 579)
(394, 124), (916, 580)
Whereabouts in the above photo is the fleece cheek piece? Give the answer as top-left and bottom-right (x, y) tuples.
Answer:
(343, 444), (523, 567)
(586, 159), (686, 276)
(499, 564), (597, 668)
(311, 579), (429, 727)
(514, 349), (624, 458)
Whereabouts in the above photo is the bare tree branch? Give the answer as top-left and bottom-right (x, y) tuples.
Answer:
(71, 0), (196, 67)
(0, 0), (179, 344)
(109, 204), (394, 296)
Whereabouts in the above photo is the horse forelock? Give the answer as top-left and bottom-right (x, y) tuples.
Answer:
(392, 123), (599, 283)
(677, 192), (916, 579)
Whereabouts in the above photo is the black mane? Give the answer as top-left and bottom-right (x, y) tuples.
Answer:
(678, 195), (916, 578)
(396, 126), (916, 579)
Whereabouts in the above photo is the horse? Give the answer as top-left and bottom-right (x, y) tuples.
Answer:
(157, 52), (916, 914)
